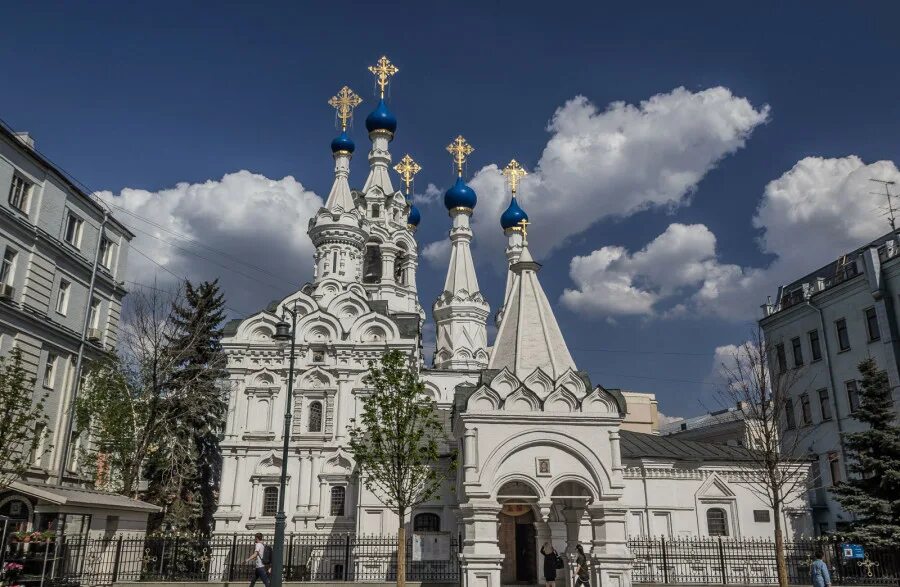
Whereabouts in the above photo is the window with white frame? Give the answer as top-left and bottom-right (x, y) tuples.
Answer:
(99, 237), (115, 269)
(330, 486), (346, 516)
(262, 486), (278, 516)
(88, 298), (101, 330)
(8, 175), (33, 213)
(56, 280), (71, 315)
(43, 353), (58, 388)
(64, 213), (84, 248)
(0, 248), (17, 287)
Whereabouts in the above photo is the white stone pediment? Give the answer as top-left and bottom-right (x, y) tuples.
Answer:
(349, 313), (401, 344)
(325, 290), (371, 332)
(522, 368), (554, 399)
(296, 310), (343, 343)
(556, 368), (588, 395)
(544, 386), (579, 412)
(234, 314), (280, 342)
(503, 386), (541, 412)
(254, 452), (283, 477)
(582, 387), (617, 414)
(322, 451), (354, 475)
(277, 291), (317, 316)
(467, 385), (502, 412)
(696, 473), (736, 499)
(296, 366), (336, 390)
(249, 369), (277, 386)
(488, 368), (520, 398)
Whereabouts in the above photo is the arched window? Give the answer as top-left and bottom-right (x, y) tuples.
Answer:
(394, 251), (406, 285)
(413, 513), (441, 532)
(706, 508), (728, 536)
(308, 401), (323, 433)
(330, 486), (346, 516)
(262, 487), (278, 516)
(363, 244), (382, 284)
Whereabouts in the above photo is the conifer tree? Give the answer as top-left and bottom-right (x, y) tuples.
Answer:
(831, 358), (900, 546)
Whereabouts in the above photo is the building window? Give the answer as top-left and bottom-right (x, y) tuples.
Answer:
(362, 244), (382, 284)
(88, 298), (101, 330)
(827, 452), (841, 485)
(371, 204), (380, 219)
(846, 380), (860, 413)
(64, 213), (84, 248)
(706, 508), (728, 536)
(0, 248), (17, 287)
(99, 237), (115, 269)
(809, 330), (822, 361)
(784, 398), (796, 429)
(800, 393), (812, 425)
(865, 307), (881, 342)
(8, 175), (32, 213)
(753, 510), (771, 523)
(791, 337), (803, 367)
(330, 486), (345, 516)
(776, 343), (787, 373)
(56, 280), (71, 315)
(43, 353), (58, 388)
(413, 513), (441, 532)
(308, 401), (323, 432)
(262, 487), (278, 516)
(818, 388), (833, 421)
(835, 318), (850, 351)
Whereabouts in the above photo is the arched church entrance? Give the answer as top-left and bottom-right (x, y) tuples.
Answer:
(497, 481), (538, 585)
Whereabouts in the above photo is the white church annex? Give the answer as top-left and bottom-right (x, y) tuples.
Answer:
(212, 58), (812, 587)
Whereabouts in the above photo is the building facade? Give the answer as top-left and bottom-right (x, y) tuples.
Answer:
(0, 122), (156, 536)
(214, 61), (812, 587)
(660, 403), (765, 450)
(760, 229), (900, 535)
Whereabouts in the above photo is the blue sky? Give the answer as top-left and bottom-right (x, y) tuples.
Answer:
(2, 1), (900, 419)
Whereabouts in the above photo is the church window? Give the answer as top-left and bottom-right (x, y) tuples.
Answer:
(308, 401), (323, 432)
(395, 252), (406, 285)
(372, 204), (380, 218)
(706, 508), (728, 536)
(330, 486), (345, 516)
(363, 245), (382, 284)
(262, 487), (278, 516)
(332, 251), (338, 274)
(413, 513), (441, 532)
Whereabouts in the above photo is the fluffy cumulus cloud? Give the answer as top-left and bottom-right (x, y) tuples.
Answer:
(562, 156), (900, 320)
(421, 87), (769, 268)
(421, 239), (451, 266)
(413, 183), (443, 205)
(97, 170), (322, 315)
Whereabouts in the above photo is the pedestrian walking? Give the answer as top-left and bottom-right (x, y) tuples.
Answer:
(540, 542), (563, 587)
(246, 533), (272, 587)
(811, 551), (831, 587)
(574, 544), (590, 587)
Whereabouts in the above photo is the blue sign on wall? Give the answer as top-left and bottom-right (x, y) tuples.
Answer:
(841, 543), (865, 559)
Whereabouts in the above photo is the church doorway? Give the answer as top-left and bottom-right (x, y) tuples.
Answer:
(497, 479), (538, 586)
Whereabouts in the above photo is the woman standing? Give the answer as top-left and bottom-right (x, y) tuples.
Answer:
(574, 544), (590, 587)
(540, 542), (562, 587)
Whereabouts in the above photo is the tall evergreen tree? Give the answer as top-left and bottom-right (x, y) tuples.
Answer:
(148, 280), (228, 533)
(831, 357), (900, 546)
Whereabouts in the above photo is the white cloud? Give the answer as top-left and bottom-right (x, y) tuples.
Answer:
(463, 87), (769, 268)
(562, 157), (900, 321)
(421, 239), (451, 266)
(97, 170), (322, 315)
(413, 183), (442, 205)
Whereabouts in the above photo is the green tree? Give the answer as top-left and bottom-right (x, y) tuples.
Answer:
(831, 357), (900, 546)
(0, 349), (50, 489)
(347, 351), (455, 587)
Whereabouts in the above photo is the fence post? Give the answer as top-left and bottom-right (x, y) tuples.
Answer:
(228, 533), (238, 582)
(343, 534), (351, 580)
(112, 536), (123, 584)
(172, 535), (180, 581)
(287, 534), (295, 581)
(661, 537), (669, 584)
(718, 537), (727, 585)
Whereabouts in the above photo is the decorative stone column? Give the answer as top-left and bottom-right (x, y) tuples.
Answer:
(587, 501), (633, 587)
(380, 243), (398, 286)
(298, 452), (311, 511)
(458, 499), (503, 587)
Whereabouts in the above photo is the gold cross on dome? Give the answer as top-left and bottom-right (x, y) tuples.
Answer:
(368, 56), (399, 98)
(327, 86), (363, 131)
(446, 135), (474, 177)
(519, 218), (530, 240)
(394, 154), (422, 195)
(502, 159), (527, 195)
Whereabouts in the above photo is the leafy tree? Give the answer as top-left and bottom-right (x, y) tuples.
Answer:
(347, 351), (455, 587)
(719, 329), (815, 587)
(0, 349), (50, 489)
(148, 280), (227, 533)
(831, 358), (900, 546)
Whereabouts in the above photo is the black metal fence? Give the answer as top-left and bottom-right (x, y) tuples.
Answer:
(43, 533), (459, 585)
(629, 537), (900, 585)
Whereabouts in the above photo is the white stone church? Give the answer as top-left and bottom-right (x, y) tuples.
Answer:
(212, 59), (812, 587)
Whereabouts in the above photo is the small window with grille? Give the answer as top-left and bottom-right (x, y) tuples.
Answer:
(330, 486), (345, 516)
(753, 510), (771, 523)
(308, 401), (323, 432)
(262, 487), (278, 516)
(706, 508), (728, 536)
(413, 513), (441, 532)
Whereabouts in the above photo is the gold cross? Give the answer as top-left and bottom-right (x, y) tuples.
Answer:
(394, 154), (422, 195)
(519, 218), (530, 240)
(446, 135), (475, 176)
(502, 159), (527, 195)
(368, 56), (399, 98)
(327, 86), (363, 131)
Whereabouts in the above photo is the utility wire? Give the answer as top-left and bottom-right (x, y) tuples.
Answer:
(571, 346), (710, 357)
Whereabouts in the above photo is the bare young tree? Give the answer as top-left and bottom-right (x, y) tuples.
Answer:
(74, 284), (208, 499)
(719, 327), (815, 587)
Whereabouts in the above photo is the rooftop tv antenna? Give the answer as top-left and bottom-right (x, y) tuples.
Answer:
(870, 178), (898, 231)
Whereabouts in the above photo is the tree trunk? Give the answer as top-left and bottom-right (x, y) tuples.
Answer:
(397, 509), (406, 587)
(773, 499), (788, 587)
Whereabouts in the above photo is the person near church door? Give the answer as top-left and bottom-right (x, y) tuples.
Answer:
(575, 544), (590, 587)
(541, 542), (563, 587)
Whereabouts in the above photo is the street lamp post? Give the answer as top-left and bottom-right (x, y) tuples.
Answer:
(271, 305), (300, 587)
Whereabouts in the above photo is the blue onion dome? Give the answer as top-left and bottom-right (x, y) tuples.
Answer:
(444, 176), (477, 211)
(500, 196), (528, 230)
(365, 99), (398, 135)
(330, 131), (355, 154)
(407, 203), (421, 227)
